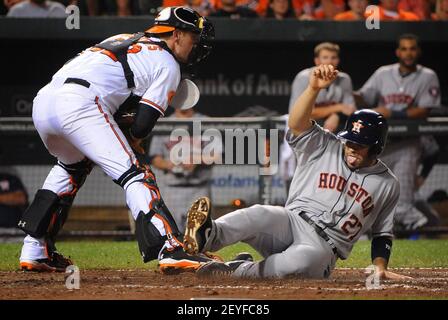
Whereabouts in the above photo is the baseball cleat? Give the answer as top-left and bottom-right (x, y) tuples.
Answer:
(232, 252), (254, 262)
(20, 252), (73, 273)
(158, 246), (213, 275)
(183, 197), (212, 255)
(196, 260), (248, 277)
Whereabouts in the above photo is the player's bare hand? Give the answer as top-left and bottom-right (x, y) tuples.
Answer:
(310, 64), (338, 90)
(339, 104), (357, 116)
(377, 270), (413, 281)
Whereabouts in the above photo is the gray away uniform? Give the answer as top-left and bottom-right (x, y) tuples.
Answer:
(203, 123), (399, 279)
(359, 63), (440, 230)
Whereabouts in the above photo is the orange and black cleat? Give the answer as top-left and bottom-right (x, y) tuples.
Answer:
(20, 252), (73, 273)
(158, 246), (213, 275)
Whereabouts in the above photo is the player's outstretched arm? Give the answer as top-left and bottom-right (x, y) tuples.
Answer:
(288, 64), (338, 136)
(372, 237), (412, 280)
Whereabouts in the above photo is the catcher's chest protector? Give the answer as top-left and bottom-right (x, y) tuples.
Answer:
(95, 33), (177, 89)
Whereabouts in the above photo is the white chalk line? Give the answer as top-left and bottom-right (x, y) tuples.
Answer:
(107, 283), (448, 293)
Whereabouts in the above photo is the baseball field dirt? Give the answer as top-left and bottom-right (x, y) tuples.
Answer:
(1, 240), (448, 300)
(1, 268), (447, 300)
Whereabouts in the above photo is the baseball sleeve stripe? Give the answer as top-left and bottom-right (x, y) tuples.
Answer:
(140, 99), (165, 116)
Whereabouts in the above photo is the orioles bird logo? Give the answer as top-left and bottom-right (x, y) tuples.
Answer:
(352, 120), (364, 133)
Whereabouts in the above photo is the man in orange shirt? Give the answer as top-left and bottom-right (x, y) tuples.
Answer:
(312, 0), (345, 19)
(398, 0), (434, 20)
(255, 0), (344, 19)
(334, 0), (369, 20)
(378, 0), (420, 20)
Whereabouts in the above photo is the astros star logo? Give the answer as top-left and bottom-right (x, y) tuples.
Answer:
(352, 120), (364, 133)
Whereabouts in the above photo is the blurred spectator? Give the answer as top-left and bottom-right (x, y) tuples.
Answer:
(334, 0), (369, 20)
(84, 0), (133, 16)
(7, 0), (67, 16)
(355, 34), (441, 231)
(116, 0), (131, 15)
(137, 0), (160, 15)
(4, 0), (23, 10)
(187, 0), (214, 16)
(265, 0), (296, 18)
(290, 42), (356, 133)
(413, 135), (441, 228)
(148, 107), (222, 231)
(249, 0), (343, 19)
(377, 0), (420, 20)
(138, 0), (213, 16)
(0, 170), (28, 229)
(398, 0), (434, 20)
(209, 0), (258, 18)
(212, 0), (258, 11)
(432, 0), (448, 20)
(311, 0), (345, 19)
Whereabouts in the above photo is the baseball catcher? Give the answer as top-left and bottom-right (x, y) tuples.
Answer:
(17, 6), (215, 273)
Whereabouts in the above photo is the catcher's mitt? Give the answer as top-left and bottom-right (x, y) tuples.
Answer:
(114, 111), (136, 131)
(113, 93), (140, 130)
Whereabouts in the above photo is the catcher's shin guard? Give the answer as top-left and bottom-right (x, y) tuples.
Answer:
(117, 165), (183, 262)
(17, 189), (59, 238)
(135, 199), (183, 262)
(18, 159), (92, 242)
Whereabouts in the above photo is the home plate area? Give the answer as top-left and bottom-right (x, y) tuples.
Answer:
(1, 268), (447, 300)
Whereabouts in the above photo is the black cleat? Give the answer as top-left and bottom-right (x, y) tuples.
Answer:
(158, 246), (213, 275)
(183, 197), (212, 255)
(196, 260), (248, 277)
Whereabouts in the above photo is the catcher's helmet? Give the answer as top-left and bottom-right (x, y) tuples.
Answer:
(337, 109), (388, 155)
(146, 6), (215, 66)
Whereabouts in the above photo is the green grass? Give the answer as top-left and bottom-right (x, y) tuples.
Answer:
(1, 240), (448, 271)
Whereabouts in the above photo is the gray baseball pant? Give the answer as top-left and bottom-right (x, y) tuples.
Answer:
(203, 204), (337, 279)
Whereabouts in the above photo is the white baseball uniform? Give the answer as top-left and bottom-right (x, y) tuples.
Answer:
(20, 34), (182, 261)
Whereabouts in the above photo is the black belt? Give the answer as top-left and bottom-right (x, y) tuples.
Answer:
(299, 212), (340, 257)
(64, 78), (90, 88)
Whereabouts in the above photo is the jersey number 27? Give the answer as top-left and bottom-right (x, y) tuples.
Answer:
(341, 214), (363, 241)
